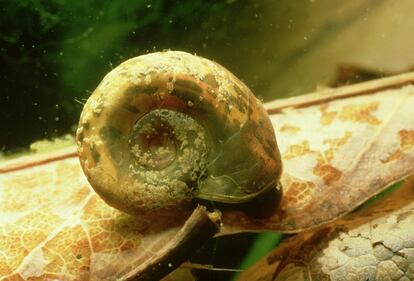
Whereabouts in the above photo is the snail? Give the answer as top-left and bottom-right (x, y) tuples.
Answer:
(76, 51), (282, 217)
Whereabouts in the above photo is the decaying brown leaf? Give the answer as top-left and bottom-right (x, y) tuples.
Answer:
(222, 73), (414, 233)
(1, 73), (414, 280)
(237, 177), (414, 281)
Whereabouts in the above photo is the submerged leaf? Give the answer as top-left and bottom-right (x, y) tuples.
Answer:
(237, 177), (414, 281)
(0, 152), (187, 280)
(222, 76), (414, 233)
(1, 73), (414, 279)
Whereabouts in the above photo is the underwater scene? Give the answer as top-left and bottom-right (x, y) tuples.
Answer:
(1, 1), (414, 281)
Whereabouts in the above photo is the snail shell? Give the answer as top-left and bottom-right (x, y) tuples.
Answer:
(76, 51), (282, 216)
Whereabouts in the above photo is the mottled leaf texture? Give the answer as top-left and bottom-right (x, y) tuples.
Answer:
(1, 73), (414, 280)
(0, 149), (190, 281)
(222, 73), (414, 233)
(237, 177), (414, 281)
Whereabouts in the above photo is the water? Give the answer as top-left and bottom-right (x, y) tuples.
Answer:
(1, 1), (414, 280)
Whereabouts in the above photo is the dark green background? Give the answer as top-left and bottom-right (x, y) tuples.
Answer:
(1, 0), (292, 151)
(1, 0), (397, 152)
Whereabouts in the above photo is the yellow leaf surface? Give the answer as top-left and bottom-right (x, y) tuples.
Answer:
(0, 151), (187, 280)
(222, 75), (414, 233)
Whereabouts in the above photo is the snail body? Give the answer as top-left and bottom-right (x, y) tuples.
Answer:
(76, 51), (282, 216)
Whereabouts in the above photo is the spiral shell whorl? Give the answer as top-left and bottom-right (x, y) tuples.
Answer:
(76, 51), (281, 216)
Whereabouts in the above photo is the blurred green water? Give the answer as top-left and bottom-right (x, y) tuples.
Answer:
(3, 0), (414, 153)
(0, 0), (281, 151)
